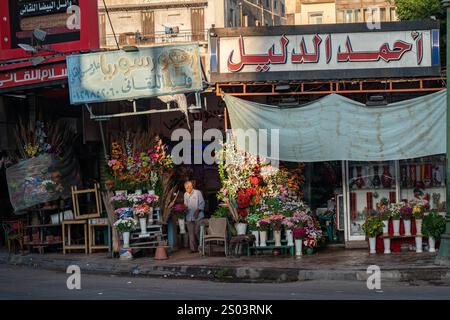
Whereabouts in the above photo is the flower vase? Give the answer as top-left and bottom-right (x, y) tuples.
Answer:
(178, 218), (186, 234)
(415, 236), (423, 253)
(122, 232), (130, 248)
(139, 218), (147, 234)
(381, 165), (393, 188)
(415, 219), (423, 235)
(382, 220), (389, 235)
(273, 230), (282, 247)
(369, 237), (377, 254)
(259, 231), (267, 247)
(393, 219), (400, 236)
(383, 238), (391, 254)
(295, 239), (303, 257)
(403, 219), (411, 236)
(251, 231), (260, 247)
(235, 223), (247, 235)
(429, 237), (436, 252)
(285, 229), (294, 246)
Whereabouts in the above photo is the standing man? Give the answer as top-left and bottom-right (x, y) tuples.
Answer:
(184, 181), (205, 253)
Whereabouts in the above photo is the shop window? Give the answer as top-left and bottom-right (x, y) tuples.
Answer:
(347, 161), (397, 238)
(399, 155), (447, 212)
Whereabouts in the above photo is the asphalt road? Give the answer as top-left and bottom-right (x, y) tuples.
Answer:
(1, 264), (450, 300)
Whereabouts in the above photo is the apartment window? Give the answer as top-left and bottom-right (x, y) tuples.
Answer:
(390, 8), (398, 21)
(345, 10), (354, 23)
(243, 14), (249, 27)
(274, 0), (277, 10)
(281, 3), (285, 15)
(355, 9), (362, 22)
(308, 12), (323, 25)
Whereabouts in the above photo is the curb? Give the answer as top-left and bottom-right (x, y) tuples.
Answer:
(2, 254), (450, 283)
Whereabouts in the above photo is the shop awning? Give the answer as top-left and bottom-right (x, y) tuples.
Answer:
(223, 90), (447, 162)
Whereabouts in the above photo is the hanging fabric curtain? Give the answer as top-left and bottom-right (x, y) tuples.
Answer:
(223, 90), (446, 162)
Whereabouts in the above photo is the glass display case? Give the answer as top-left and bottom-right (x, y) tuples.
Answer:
(347, 161), (397, 239)
(399, 155), (447, 212)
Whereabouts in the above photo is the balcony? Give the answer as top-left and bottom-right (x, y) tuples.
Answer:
(100, 29), (209, 49)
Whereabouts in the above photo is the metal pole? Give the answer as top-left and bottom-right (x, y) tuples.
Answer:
(437, 0), (450, 261)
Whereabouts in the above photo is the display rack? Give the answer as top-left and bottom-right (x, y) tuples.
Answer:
(129, 208), (167, 250)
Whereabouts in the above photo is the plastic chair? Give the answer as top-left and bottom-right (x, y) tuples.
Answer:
(201, 218), (228, 256)
(2, 220), (25, 253)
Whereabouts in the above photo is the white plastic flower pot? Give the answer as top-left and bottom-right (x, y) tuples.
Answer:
(393, 219), (400, 236)
(382, 220), (389, 235)
(369, 237), (377, 254)
(429, 237), (436, 252)
(251, 231), (260, 247)
(285, 229), (294, 246)
(415, 236), (423, 253)
(122, 232), (130, 248)
(259, 231), (267, 247)
(274, 230), (282, 247)
(139, 218), (147, 234)
(295, 239), (303, 257)
(415, 219), (423, 235)
(383, 238), (391, 254)
(235, 223), (247, 235)
(178, 218), (186, 235)
(404, 219), (411, 236)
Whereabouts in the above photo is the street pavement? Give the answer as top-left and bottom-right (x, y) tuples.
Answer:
(1, 264), (450, 300)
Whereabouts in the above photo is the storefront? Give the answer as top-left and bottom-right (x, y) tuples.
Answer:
(209, 21), (447, 248)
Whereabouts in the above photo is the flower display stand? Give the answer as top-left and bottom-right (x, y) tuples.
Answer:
(128, 208), (167, 253)
(247, 239), (295, 256)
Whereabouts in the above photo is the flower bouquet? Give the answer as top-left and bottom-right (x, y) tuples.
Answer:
(172, 203), (188, 234)
(390, 202), (403, 236)
(110, 193), (130, 209)
(113, 217), (137, 248)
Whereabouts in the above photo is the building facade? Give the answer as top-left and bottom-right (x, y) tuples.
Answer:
(286, 0), (398, 25)
(98, 0), (287, 50)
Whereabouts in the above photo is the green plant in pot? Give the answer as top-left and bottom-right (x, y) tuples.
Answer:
(361, 216), (383, 254)
(422, 211), (446, 252)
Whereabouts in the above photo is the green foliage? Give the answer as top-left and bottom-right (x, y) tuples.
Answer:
(212, 206), (229, 219)
(361, 216), (384, 238)
(247, 213), (260, 231)
(422, 211), (446, 240)
(396, 0), (444, 20)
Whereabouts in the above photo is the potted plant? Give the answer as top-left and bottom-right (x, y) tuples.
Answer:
(361, 216), (383, 254)
(423, 211), (446, 253)
(400, 204), (413, 236)
(172, 203), (188, 235)
(247, 213), (261, 247)
(390, 203), (402, 236)
(293, 226), (306, 257)
(257, 218), (270, 247)
(269, 214), (285, 247)
(377, 198), (390, 234)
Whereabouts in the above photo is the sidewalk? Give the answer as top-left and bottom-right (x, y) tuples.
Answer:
(1, 247), (450, 283)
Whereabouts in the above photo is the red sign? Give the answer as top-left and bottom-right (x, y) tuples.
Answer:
(0, 0), (99, 62)
(0, 62), (67, 91)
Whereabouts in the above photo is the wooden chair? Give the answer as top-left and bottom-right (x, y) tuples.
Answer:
(2, 220), (25, 253)
(63, 184), (102, 254)
(201, 218), (228, 256)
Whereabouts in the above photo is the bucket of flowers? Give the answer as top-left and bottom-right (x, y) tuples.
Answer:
(293, 226), (307, 257)
(269, 214), (285, 247)
(145, 193), (160, 224)
(172, 203), (188, 234)
(134, 203), (151, 234)
(257, 217), (270, 247)
(400, 203), (413, 236)
(113, 208), (137, 249)
(110, 193), (130, 209)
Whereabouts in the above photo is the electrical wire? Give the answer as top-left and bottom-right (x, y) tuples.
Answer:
(102, 0), (120, 50)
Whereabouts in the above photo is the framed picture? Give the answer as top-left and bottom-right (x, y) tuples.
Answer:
(71, 184), (102, 219)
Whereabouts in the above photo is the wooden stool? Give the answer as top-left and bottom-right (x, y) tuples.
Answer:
(62, 220), (88, 254)
(88, 218), (110, 254)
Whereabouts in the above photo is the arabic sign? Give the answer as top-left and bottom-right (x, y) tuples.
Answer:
(67, 44), (203, 105)
(210, 22), (440, 82)
(19, 0), (78, 17)
(0, 63), (67, 92)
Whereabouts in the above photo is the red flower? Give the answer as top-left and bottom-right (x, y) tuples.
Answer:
(249, 176), (260, 186)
